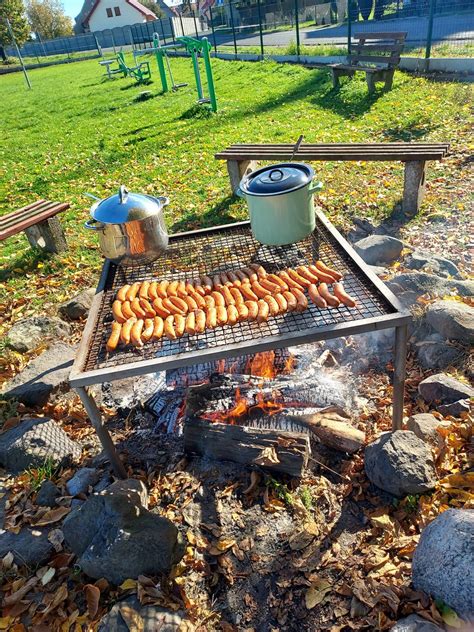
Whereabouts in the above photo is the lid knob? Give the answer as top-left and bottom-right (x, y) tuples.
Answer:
(268, 169), (284, 182)
(119, 185), (129, 204)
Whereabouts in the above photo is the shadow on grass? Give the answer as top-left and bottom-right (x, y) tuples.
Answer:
(170, 195), (242, 233)
(0, 248), (52, 283)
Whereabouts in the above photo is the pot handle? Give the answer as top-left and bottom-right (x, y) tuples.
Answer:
(156, 196), (170, 207)
(235, 187), (244, 198)
(84, 219), (105, 231)
(309, 180), (323, 194)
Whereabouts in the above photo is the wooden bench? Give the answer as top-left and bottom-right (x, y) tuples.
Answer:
(215, 143), (450, 217)
(323, 32), (407, 92)
(0, 199), (70, 253)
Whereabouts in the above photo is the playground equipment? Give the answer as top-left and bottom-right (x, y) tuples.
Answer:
(134, 34), (217, 113)
(116, 51), (151, 84)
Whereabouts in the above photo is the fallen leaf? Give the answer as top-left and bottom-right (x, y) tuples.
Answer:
(119, 578), (137, 591)
(119, 604), (145, 632)
(253, 446), (280, 466)
(84, 584), (100, 619)
(305, 578), (332, 609)
(40, 567), (55, 586)
(3, 577), (37, 606)
(48, 529), (64, 552)
(33, 506), (70, 526)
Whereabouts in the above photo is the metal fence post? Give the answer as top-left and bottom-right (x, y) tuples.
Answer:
(209, 6), (217, 54)
(257, 0), (264, 57)
(192, 10), (199, 38)
(170, 17), (176, 45)
(425, 0), (436, 68)
(347, 0), (352, 55)
(229, 1), (238, 55)
(179, 12), (185, 37)
(93, 32), (103, 57)
(294, 0), (300, 56)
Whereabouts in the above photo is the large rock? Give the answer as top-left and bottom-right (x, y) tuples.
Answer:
(438, 399), (470, 417)
(390, 614), (443, 632)
(2, 343), (76, 406)
(425, 301), (474, 344)
(416, 338), (464, 371)
(66, 467), (100, 496)
(59, 288), (95, 320)
(418, 373), (474, 405)
(36, 480), (60, 507)
(412, 509), (474, 620)
(63, 479), (184, 584)
(406, 414), (449, 447)
(98, 596), (185, 632)
(0, 527), (55, 566)
(404, 251), (461, 279)
(0, 417), (81, 473)
(364, 431), (437, 498)
(354, 235), (404, 265)
(5, 316), (71, 353)
(388, 272), (474, 298)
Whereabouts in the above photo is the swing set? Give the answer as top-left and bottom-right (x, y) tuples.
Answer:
(134, 35), (217, 113)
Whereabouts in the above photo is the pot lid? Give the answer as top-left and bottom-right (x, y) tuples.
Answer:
(90, 186), (165, 224)
(241, 163), (314, 196)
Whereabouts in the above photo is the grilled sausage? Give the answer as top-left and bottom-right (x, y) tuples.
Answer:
(139, 298), (156, 318)
(227, 304), (239, 326)
(249, 263), (267, 278)
(117, 285), (130, 302)
(204, 295), (216, 310)
(192, 278), (206, 296)
(189, 291), (206, 309)
(245, 300), (258, 321)
(131, 298), (147, 319)
(230, 287), (244, 305)
(235, 269), (251, 283)
(139, 281), (150, 300)
(213, 274), (224, 290)
(174, 314), (186, 337)
(167, 281), (179, 297)
(169, 296), (189, 314)
(252, 281), (271, 298)
(274, 292), (288, 314)
(157, 280), (169, 299)
(195, 309), (206, 334)
(236, 302), (249, 321)
(183, 294), (198, 312)
(308, 264), (335, 285)
(287, 268), (311, 288)
(227, 271), (241, 286)
(279, 270), (304, 290)
(122, 301), (135, 320)
(264, 295), (280, 316)
(164, 315), (177, 340)
(112, 300), (127, 324)
(308, 284), (327, 309)
(260, 278), (282, 294)
(185, 311), (196, 335)
(206, 307), (217, 329)
(240, 284), (259, 301)
(256, 299), (270, 323)
(240, 267), (258, 283)
(142, 318), (154, 342)
(315, 260), (343, 282)
(185, 280), (196, 296)
(177, 281), (187, 298)
(216, 305), (228, 326)
(120, 317), (136, 345)
(318, 283), (340, 308)
(220, 286), (235, 306)
(220, 272), (232, 287)
(282, 290), (297, 312)
(296, 265), (320, 284)
(333, 282), (356, 308)
(201, 276), (213, 294)
(149, 281), (159, 301)
(267, 274), (289, 292)
(152, 297), (172, 319)
(211, 291), (225, 307)
(291, 288), (309, 312)
(152, 316), (164, 340)
(126, 282), (141, 302)
(162, 297), (184, 316)
(131, 319), (144, 348)
(106, 321), (122, 352)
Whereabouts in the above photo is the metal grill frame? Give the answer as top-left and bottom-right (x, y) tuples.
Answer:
(70, 210), (411, 479)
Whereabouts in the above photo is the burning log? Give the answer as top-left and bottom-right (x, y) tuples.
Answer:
(289, 407), (365, 454)
(184, 417), (310, 477)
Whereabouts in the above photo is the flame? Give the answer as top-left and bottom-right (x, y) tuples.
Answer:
(246, 351), (277, 378)
(283, 354), (296, 374)
(200, 387), (284, 425)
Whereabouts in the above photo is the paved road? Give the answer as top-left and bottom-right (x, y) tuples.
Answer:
(207, 12), (474, 48)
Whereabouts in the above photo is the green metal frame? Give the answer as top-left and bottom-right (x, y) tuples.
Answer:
(116, 51), (152, 84)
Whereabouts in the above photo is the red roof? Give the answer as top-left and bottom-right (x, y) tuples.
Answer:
(84, 0), (157, 24)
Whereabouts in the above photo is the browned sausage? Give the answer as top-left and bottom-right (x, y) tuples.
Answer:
(139, 281), (150, 300)
(189, 291), (206, 310)
(112, 300), (126, 323)
(157, 280), (169, 299)
(235, 269), (251, 283)
(163, 297), (185, 316)
(227, 271), (241, 286)
(152, 297), (172, 319)
(195, 309), (206, 333)
(185, 280), (196, 295)
(174, 314), (186, 337)
(249, 263), (267, 278)
(318, 283), (340, 308)
(206, 307), (217, 329)
(117, 284), (130, 302)
(230, 287), (244, 305)
(201, 276), (213, 294)
(282, 291), (297, 312)
(308, 264), (335, 285)
(120, 317), (136, 345)
(106, 321), (122, 352)
(274, 293), (288, 314)
(169, 296), (189, 314)
(142, 318), (154, 342)
(183, 295), (198, 312)
(213, 274), (224, 290)
(220, 286), (235, 306)
(149, 281), (159, 301)
(296, 265), (320, 284)
(204, 295), (216, 310)
(260, 278), (282, 294)
(240, 267), (258, 283)
(308, 284), (327, 309)
(240, 284), (259, 301)
(227, 304), (239, 326)
(279, 270), (304, 290)
(131, 319), (144, 348)
(252, 281), (271, 298)
(315, 260), (343, 282)
(291, 288), (309, 312)
(267, 274), (289, 292)
(192, 278), (206, 296)
(220, 272), (232, 287)
(287, 268), (311, 288)
(211, 291), (225, 307)
(131, 298), (147, 319)
(245, 300), (258, 320)
(333, 282), (356, 308)
(264, 295), (279, 316)
(139, 298), (156, 318)
(121, 301), (134, 320)
(216, 305), (228, 326)
(164, 315), (177, 340)
(152, 316), (164, 340)
(257, 299), (270, 323)
(185, 312), (196, 335)
(236, 302), (249, 321)
(167, 281), (179, 297)
(126, 282), (141, 302)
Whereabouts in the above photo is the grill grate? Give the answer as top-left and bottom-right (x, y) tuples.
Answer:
(83, 217), (396, 373)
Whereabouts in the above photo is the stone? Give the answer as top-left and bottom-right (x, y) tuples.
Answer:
(0, 526), (54, 567)
(390, 614), (443, 632)
(98, 596), (185, 632)
(5, 316), (71, 353)
(2, 343), (76, 407)
(389, 272), (474, 298)
(425, 301), (474, 344)
(418, 373), (474, 405)
(59, 288), (95, 320)
(353, 235), (404, 265)
(406, 414), (449, 447)
(412, 509), (474, 620)
(66, 467), (100, 496)
(35, 480), (60, 507)
(0, 418), (81, 474)
(368, 265), (389, 277)
(404, 251), (461, 279)
(438, 399), (470, 417)
(416, 340), (464, 371)
(364, 431), (437, 498)
(63, 478), (184, 584)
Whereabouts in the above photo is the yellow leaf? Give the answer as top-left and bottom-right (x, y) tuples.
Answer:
(84, 584), (100, 619)
(119, 578), (137, 591)
(119, 605), (145, 632)
(0, 618), (14, 631)
(217, 538), (236, 552)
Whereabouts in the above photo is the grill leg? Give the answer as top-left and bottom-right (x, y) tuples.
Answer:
(392, 324), (408, 431)
(76, 385), (127, 479)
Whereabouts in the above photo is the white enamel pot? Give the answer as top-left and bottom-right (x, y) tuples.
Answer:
(237, 162), (323, 246)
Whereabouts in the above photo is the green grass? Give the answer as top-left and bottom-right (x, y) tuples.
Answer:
(26, 457), (57, 491)
(0, 55), (472, 345)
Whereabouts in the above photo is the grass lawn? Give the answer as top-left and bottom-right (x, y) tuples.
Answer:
(0, 55), (472, 368)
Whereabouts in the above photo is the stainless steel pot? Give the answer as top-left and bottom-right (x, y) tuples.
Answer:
(84, 185), (169, 266)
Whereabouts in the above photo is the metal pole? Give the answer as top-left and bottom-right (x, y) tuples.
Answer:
(294, 0), (300, 56)
(202, 38), (217, 112)
(347, 0), (352, 55)
(257, 0), (264, 57)
(191, 49), (204, 99)
(229, 1), (238, 55)
(159, 18), (167, 45)
(6, 18), (31, 89)
(93, 32), (103, 56)
(76, 386), (127, 479)
(170, 16), (176, 45)
(179, 11), (185, 38)
(209, 6), (217, 53)
(111, 30), (117, 54)
(193, 10), (199, 38)
(425, 0), (436, 69)
(392, 325), (408, 431)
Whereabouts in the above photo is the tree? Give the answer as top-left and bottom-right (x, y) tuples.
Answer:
(357, 0), (373, 20)
(139, 0), (165, 19)
(26, 0), (73, 39)
(0, 0), (30, 61)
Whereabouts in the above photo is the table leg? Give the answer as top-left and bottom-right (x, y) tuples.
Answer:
(75, 385), (127, 479)
(392, 324), (408, 431)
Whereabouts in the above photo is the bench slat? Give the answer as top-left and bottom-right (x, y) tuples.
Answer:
(349, 54), (400, 65)
(0, 202), (69, 240)
(354, 32), (407, 39)
(221, 143), (449, 148)
(0, 199), (48, 224)
(0, 201), (64, 230)
(352, 43), (404, 53)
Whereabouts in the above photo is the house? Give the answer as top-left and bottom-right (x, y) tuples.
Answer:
(74, 0), (170, 33)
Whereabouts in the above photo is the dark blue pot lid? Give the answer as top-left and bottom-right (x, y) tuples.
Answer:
(242, 162), (314, 196)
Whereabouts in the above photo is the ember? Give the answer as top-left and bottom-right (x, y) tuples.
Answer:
(200, 386), (284, 424)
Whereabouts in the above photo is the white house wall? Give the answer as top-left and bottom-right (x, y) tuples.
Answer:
(88, 1), (148, 31)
